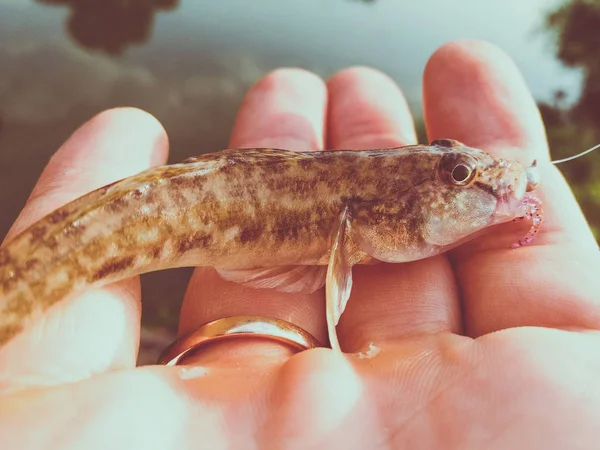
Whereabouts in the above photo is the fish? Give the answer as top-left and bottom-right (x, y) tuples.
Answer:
(0, 138), (542, 352)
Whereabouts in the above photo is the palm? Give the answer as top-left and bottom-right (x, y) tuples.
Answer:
(348, 328), (600, 448)
(1, 40), (599, 449)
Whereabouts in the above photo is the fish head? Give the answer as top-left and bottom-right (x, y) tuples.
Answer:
(351, 139), (539, 263)
(417, 138), (536, 248)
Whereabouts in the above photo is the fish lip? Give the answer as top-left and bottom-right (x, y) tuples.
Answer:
(491, 190), (535, 226)
(491, 201), (517, 224)
(492, 161), (530, 222)
(492, 182), (516, 220)
(491, 180), (530, 224)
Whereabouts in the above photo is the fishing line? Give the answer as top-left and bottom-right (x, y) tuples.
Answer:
(550, 143), (600, 165)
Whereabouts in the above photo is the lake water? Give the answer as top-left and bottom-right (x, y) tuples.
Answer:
(0, 0), (586, 358)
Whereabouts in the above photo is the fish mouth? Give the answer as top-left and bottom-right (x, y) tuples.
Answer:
(491, 175), (529, 224)
(492, 189), (535, 226)
(493, 197), (519, 224)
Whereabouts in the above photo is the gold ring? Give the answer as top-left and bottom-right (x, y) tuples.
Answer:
(157, 315), (322, 366)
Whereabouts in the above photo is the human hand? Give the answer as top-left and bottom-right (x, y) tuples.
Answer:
(1, 39), (600, 449)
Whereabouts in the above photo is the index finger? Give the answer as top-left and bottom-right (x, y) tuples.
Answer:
(423, 40), (600, 337)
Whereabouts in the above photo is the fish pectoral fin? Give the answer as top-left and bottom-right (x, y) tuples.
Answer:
(216, 265), (327, 293)
(326, 206), (353, 353)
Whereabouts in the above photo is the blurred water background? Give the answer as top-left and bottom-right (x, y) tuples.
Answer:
(0, 0), (598, 363)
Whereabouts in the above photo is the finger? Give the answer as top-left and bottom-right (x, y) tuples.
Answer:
(423, 39), (600, 337)
(326, 67), (462, 353)
(177, 68), (329, 365)
(0, 108), (169, 392)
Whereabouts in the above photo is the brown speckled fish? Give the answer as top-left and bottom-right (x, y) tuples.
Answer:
(0, 139), (542, 351)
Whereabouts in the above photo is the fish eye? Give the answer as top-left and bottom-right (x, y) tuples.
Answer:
(451, 164), (472, 183)
(439, 152), (477, 186)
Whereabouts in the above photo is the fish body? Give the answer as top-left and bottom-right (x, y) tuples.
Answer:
(0, 139), (540, 347)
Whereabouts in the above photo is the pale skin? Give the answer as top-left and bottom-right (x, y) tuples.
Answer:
(1, 39), (600, 449)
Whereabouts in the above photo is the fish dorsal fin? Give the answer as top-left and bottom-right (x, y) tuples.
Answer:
(181, 147), (314, 166)
(216, 265), (327, 293)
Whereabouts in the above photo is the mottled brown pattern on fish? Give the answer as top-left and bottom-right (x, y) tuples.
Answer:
(92, 256), (136, 282)
(49, 209), (69, 224)
(5, 295), (34, 317)
(1, 323), (23, 342)
(0, 142), (529, 346)
(28, 225), (47, 242)
(178, 231), (213, 253)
